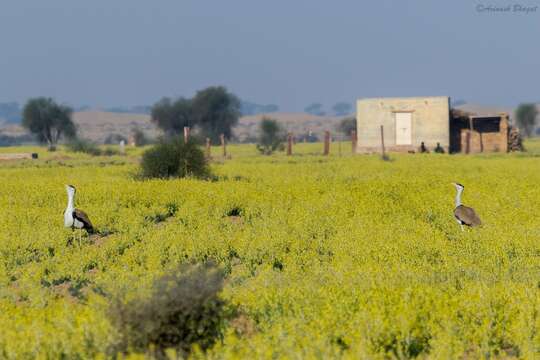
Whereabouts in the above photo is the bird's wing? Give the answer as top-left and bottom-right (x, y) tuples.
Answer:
(454, 205), (482, 226)
(73, 209), (94, 232)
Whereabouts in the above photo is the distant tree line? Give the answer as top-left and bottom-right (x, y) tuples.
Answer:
(304, 102), (353, 116)
(240, 101), (279, 115)
(151, 86), (241, 143)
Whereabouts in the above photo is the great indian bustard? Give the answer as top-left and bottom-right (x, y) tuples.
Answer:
(452, 182), (482, 231)
(64, 185), (94, 245)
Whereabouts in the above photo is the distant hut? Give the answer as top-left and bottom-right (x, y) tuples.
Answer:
(355, 96), (511, 154)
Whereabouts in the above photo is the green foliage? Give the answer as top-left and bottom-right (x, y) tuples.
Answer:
(132, 127), (149, 146)
(102, 147), (120, 156)
(256, 118), (285, 155)
(240, 101), (279, 115)
(109, 263), (228, 357)
(515, 103), (538, 137)
(104, 133), (127, 145)
(151, 97), (193, 136)
(336, 116), (356, 136)
(140, 139), (210, 179)
(66, 138), (103, 156)
(192, 86), (241, 143)
(66, 139), (120, 156)
(22, 97), (76, 151)
(332, 102), (352, 116)
(151, 86), (240, 143)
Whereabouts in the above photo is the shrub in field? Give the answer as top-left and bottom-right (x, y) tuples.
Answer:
(102, 147), (120, 156)
(104, 133), (127, 145)
(66, 138), (120, 156)
(66, 138), (102, 156)
(132, 127), (149, 146)
(109, 263), (228, 358)
(140, 139), (210, 179)
(336, 116), (356, 136)
(256, 117), (285, 155)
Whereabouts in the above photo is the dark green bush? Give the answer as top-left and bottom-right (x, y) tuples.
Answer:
(256, 117), (285, 155)
(109, 263), (228, 358)
(66, 138), (102, 156)
(140, 139), (211, 179)
(104, 133), (127, 145)
(132, 128), (149, 146)
(66, 138), (120, 156)
(102, 147), (120, 156)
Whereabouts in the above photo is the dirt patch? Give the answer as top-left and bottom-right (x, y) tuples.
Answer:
(230, 313), (256, 337)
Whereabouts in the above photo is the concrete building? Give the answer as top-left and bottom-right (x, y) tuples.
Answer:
(356, 96), (509, 154)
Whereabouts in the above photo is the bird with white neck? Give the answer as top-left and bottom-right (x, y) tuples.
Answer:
(452, 182), (482, 231)
(64, 185), (94, 245)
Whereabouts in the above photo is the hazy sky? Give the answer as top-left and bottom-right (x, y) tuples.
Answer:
(0, 0), (539, 111)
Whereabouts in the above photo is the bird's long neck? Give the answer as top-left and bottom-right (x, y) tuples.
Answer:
(66, 192), (75, 211)
(455, 188), (463, 207)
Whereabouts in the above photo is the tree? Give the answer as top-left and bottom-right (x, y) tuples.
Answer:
(336, 116), (356, 136)
(256, 117), (285, 155)
(192, 86), (241, 143)
(332, 102), (352, 116)
(131, 128), (149, 146)
(515, 103), (538, 137)
(22, 98), (76, 151)
(240, 101), (279, 115)
(304, 103), (325, 116)
(151, 97), (193, 137)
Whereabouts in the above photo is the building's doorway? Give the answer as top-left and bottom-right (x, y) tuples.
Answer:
(395, 112), (412, 145)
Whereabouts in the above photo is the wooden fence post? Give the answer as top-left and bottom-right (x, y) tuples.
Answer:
(220, 134), (227, 157)
(499, 112), (509, 153)
(183, 127), (190, 143)
(380, 125), (386, 157)
(287, 133), (293, 155)
(205, 137), (211, 159)
(351, 130), (357, 154)
(323, 131), (330, 155)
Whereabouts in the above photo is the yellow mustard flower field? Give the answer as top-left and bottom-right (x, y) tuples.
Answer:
(1, 141), (540, 359)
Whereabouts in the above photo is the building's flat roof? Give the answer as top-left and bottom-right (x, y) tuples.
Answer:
(357, 96), (449, 102)
(470, 114), (508, 119)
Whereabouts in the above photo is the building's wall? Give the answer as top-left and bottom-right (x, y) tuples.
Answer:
(356, 96), (450, 153)
(459, 115), (509, 153)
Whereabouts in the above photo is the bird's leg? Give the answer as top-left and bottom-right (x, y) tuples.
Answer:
(79, 230), (82, 247)
(460, 224), (464, 232)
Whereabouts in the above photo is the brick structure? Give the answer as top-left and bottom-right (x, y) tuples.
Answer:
(453, 111), (509, 154)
